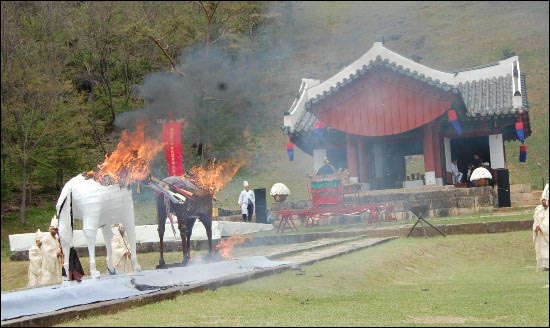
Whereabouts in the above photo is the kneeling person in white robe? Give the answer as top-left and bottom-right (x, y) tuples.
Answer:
(28, 229), (43, 287)
(112, 223), (133, 274)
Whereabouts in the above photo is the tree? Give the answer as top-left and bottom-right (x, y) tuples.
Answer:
(1, 2), (92, 223)
(128, 2), (270, 168)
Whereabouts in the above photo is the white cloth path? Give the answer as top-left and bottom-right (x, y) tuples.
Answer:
(1, 256), (293, 321)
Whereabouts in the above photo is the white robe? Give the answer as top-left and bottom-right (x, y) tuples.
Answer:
(238, 189), (255, 215)
(40, 234), (62, 285)
(451, 163), (463, 183)
(112, 232), (133, 274)
(533, 205), (549, 271)
(27, 245), (42, 288)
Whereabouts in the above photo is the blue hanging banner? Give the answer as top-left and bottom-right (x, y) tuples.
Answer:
(286, 142), (294, 162)
(314, 121), (325, 143)
(447, 110), (462, 135)
(515, 122), (525, 142)
(519, 144), (527, 162)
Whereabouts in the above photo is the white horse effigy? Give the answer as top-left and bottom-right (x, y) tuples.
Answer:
(56, 174), (141, 278)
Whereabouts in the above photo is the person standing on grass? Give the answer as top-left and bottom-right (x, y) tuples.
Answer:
(238, 181), (255, 222)
(533, 183), (549, 271)
(41, 216), (63, 285)
(28, 229), (44, 287)
(112, 223), (134, 274)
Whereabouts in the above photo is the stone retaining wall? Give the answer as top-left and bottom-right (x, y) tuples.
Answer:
(271, 185), (496, 219)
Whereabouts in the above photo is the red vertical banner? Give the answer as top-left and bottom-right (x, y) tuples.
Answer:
(162, 121), (183, 176)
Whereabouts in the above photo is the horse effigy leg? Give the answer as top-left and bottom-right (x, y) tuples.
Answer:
(157, 226), (166, 269)
(177, 215), (189, 265)
(185, 217), (197, 261)
(156, 194), (166, 269)
(101, 225), (116, 275)
(199, 215), (214, 257)
(83, 228), (101, 278)
(59, 236), (71, 280)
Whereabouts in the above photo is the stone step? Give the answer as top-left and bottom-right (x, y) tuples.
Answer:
(275, 237), (395, 265)
(531, 190), (544, 199)
(510, 183), (532, 193)
(510, 190), (543, 201)
(231, 235), (374, 260)
(511, 199), (540, 207)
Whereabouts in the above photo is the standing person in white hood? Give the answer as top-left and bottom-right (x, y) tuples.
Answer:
(238, 181), (255, 222)
(28, 229), (44, 287)
(41, 216), (63, 285)
(112, 223), (133, 274)
(533, 183), (549, 271)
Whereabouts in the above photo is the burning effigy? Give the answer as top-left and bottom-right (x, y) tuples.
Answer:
(152, 158), (248, 268)
(86, 121), (163, 187)
(56, 122), (163, 278)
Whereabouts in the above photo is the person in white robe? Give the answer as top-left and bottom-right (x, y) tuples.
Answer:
(238, 181), (255, 222)
(28, 229), (43, 287)
(112, 223), (133, 274)
(533, 183), (549, 271)
(451, 159), (463, 184)
(41, 216), (63, 285)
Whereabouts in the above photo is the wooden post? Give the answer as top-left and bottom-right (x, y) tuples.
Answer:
(358, 137), (368, 183)
(346, 134), (358, 180)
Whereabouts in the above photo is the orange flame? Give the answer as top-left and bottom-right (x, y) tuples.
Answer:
(214, 233), (251, 260)
(92, 121), (163, 186)
(186, 157), (248, 194)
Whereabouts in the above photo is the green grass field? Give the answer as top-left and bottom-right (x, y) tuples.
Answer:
(50, 230), (548, 327)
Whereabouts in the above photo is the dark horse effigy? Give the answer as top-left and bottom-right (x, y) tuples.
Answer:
(154, 176), (214, 268)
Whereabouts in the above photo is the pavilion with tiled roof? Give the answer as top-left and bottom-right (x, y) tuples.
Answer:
(283, 41), (530, 190)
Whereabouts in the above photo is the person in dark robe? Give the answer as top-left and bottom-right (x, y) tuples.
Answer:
(68, 247), (84, 282)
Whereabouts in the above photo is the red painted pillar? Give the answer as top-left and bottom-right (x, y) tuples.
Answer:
(358, 137), (368, 183)
(346, 134), (358, 179)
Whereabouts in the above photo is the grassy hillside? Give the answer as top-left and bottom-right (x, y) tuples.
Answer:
(221, 1), (549, 211)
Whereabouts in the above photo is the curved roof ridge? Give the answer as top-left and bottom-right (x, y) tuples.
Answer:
(454, 56), (518, 83)
(307, 42), (456, 99)
(450, 61), (501, 74)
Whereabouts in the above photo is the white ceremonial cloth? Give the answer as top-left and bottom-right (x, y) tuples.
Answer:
(533, 205), (549, 270)
(27, 245), (42, 288)
(40, 233), (62, 286)
(112, 232), (133, 274)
